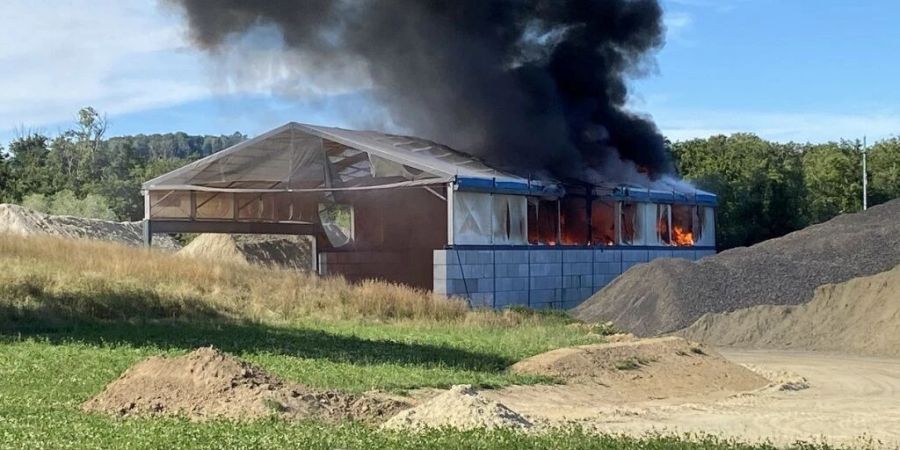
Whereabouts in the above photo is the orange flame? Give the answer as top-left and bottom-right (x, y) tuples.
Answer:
(672, 225), (694, 246)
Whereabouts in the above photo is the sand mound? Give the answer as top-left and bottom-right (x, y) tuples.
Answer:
(382, 385), (532, 431)
(573, 199), (900, 336)
(179, 233), (312, 271)
(679, 264), (900, 357)
(82, 347), (406, 422)
(511, 337), (768, 401)
(0, 203), (178, 249)
(742, 365), (810, 392)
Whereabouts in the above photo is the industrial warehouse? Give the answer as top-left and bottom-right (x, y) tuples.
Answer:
(141, 122), (717, 308)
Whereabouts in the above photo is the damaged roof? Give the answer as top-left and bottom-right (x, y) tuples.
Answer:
(142, 122), (715, 204)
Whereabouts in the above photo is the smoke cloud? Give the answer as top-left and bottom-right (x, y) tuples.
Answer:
(166, 0), (671, 183)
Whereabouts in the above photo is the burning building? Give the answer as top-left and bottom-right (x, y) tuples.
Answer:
(142, 122), (716, 309)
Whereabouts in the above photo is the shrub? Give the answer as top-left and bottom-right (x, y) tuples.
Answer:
(21, 190), (116, 220)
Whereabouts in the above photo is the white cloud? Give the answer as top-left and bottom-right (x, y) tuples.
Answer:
(0, 1), (376, 136)
(664, 11), (694, 43)
(652, 108), (900, 143)
(0, 0), (215, 130)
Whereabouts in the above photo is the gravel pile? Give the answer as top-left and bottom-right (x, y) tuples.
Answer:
(511, 337), (767, 401)
(679, 263), (900, 357)
(382, 385), (532, 431)
(573, 199), (900, 336)
(0, 203), (179, 249)
(178, 233), (313, 271)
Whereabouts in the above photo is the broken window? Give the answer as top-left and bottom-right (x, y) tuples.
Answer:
(619, 202), (641, 245)
(671, 204), (702, 246)
(492, 195), (527, 245)
(319, 203), (354, 248)
(560, 197), (589, 245)
(657, 204), (672, 245)
(590, 200), (616, 246)
(527, 198), (559, 245)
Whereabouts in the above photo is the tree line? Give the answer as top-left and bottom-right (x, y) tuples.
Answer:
(0, 107), (244, 221)
(0, 107), (897, 250)
(672, 133), (900, 249)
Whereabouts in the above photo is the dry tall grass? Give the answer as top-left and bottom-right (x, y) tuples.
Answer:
(0, 234), (561, 327)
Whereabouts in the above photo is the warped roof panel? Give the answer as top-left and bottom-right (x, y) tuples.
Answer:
(293, 123), (528, 183)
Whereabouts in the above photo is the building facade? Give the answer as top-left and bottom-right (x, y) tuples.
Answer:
(142, 122), (716, 309)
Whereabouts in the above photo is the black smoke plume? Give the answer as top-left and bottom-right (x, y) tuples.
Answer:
(166, 0), (671, 182)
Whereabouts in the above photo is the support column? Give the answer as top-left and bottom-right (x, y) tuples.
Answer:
(142, 190), (152, 247)
(446, 184), (455, 246)
(142, 220), (153, 247)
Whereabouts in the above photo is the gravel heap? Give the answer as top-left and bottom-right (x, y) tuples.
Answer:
(0, 203), (179, 249)
(573, 199), (900, 336)
(511, 337), (767, 402)
(679, 263), (900, 357)
(382, 385), (532, 431)
(178, 233), (313, 271)
(82, 347), (407, 422)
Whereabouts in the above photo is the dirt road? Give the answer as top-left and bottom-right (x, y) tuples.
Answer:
(486, 350), (900, 448)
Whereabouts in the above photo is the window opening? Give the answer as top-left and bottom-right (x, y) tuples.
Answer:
(318, 203), (354, 248)
(590, 200), (616, 245)
(619, 202), (639, 245)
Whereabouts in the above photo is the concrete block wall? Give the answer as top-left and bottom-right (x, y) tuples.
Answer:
(434, 247), (715, 310)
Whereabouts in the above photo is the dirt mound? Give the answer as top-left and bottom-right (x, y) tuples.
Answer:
(82, 347), (406, 422)
(679, 264), (900, 357)
(382, 385), (532, 431)
(511, 337), (768, 402)
(742, 365), (810, 392)
(573, 199), (900, 336)
(0, 203), (178, 249)
(179, 233), (312, 271)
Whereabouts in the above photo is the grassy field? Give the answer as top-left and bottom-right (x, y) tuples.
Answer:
(0, 235), (840, 449)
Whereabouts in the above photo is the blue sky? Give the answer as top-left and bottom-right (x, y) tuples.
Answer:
(1, 0), (898, 146)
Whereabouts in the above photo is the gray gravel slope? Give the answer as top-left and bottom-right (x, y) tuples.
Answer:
(572, 199), (900, 336)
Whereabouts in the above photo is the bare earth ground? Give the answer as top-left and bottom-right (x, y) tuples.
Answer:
(484, 350), (900, 448)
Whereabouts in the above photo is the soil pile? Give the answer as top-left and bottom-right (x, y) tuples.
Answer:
(679, 264), (900, 357)
(82, 347), (406, 422)
(511, 337), (768, 402)
(573, 199), (900, 336)
(382, 385), (532, 431)
(179, 233), (312, 271)
(0, 203), (179, 249)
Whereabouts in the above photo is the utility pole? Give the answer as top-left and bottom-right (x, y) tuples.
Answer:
(862, 136), (868, 211)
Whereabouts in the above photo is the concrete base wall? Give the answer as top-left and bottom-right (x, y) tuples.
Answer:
(434, 247), (716, 309)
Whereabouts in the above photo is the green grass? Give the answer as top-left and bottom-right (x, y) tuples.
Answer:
(0, 235), (845, 449)
(1, 318), (596, 393)
(0, 323), (843, 450)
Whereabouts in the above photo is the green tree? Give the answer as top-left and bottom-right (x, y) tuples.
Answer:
(868, 138), (900, 206)
(672, 133), (806, 249)
(800, 141), (862, 224)
(0, 144), (9, 202)
(6, 134), (53, 200)
(46, 107), (109, 194)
